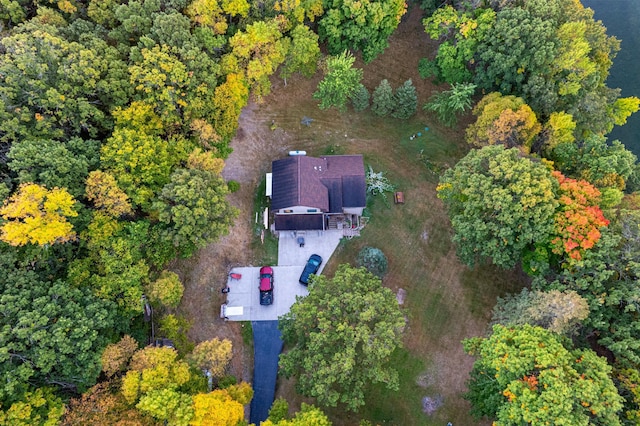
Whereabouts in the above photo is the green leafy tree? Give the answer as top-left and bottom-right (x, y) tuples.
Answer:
(279, 264), (405, 411)
(371, 79), (394, 117)
(262, 403), (331, 425)
(7, 138), (99, 197)
(121, 346), (192, 405)
(136, 389), (193, 426)
(153, 167), (238, 258)
(318, 0), (406, 62)
(350, 84), (370, 112)
(491, 288), (589, 335)
(422, 6), (496, 84)
(100, 126), (186, 209)
(391, 79), (417, 119)
(551, 134), (637, 191)
(79, 213), (151, 317)
(0, 23), (127, 141)
(423, 82), (476, 127)
(0, 254), (115, 403)
(280, 24), (320, 83)
(464, 324), (623, 425)
(313, 51), (363, 112)
(437, 145), (558, 268)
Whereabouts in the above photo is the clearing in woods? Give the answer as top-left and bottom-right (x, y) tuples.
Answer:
(171, 5), (527, 425)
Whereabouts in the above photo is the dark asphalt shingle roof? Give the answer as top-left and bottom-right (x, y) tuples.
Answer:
(271, 155), (365, 212)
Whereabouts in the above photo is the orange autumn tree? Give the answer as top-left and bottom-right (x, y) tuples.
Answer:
(550, 171), (609, 261)
(0, 183), (77, 246)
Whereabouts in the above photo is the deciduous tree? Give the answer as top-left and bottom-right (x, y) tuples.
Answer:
(437, 145), (557, 268)
(0, 183), (78, 246)
(85, 170), (134, 218)
(279, 264), (405, 411)
(227, 19), (289, 100)
(313, 51), (363, 112)
(0, 387), (65, 426)
(101, 335), (139, 378)
(280, 24), (320, 83)
(187, 339), (233, 379)
(190, 390), (244, 426)
(152, 167), (238, 258)
(491, 289), (589, 335)
(0, 254), (115, 403)
(549, 171), (609, 262)
(466, 92), (541, 151)
(318, 0), (406, 62)
(464, 324), (623, 425)
(146, 270), (183, 309)
(7, 138), (99, 197)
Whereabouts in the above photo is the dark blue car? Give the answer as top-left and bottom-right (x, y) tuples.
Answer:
(299, 254), (322, 285)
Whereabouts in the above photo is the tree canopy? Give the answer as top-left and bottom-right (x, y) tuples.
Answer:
(279, 264), (405, 411)
(437, 145), (557, 268)
(464, 324), (624, 425)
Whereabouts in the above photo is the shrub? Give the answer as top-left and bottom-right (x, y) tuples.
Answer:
(227, 180), (240, 193)
(356, 246), (388, 277)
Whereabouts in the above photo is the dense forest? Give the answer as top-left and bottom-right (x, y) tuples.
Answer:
(1, 0), (640, 424)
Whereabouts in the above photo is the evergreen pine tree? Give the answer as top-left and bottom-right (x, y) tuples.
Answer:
(351, 84), (370, 111)
(392, 79), (418, 119)
(371, 79), (394, 116)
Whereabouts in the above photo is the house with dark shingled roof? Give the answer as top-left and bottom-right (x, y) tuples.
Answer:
(269, 155), (366, 231)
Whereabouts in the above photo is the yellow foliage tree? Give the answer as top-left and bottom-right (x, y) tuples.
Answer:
(543, 111), (576, 153)
(147, 270), (184, 309)
(187, 339), (233, 379)
(485, 105), (541, 152)
(212, 73), (249, 141)
(187, 149), (225, 175)
(122, 346), (192, 404)
(0, 183), (77, 246)
(190, 390), (244, 426)
(466, 92), (541, 151)
(85, 170), (134, 217)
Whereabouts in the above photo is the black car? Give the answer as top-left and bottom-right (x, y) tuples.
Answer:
(259, 266), (274, 305)
(299, 254), (322, 285)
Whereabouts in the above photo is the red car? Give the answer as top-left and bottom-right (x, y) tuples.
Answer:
(259, 266), (274, 305)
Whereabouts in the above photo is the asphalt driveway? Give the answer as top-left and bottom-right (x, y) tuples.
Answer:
(249, 321), (282, 425)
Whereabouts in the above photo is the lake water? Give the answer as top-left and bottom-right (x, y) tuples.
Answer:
(582, 0), (640, 156)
